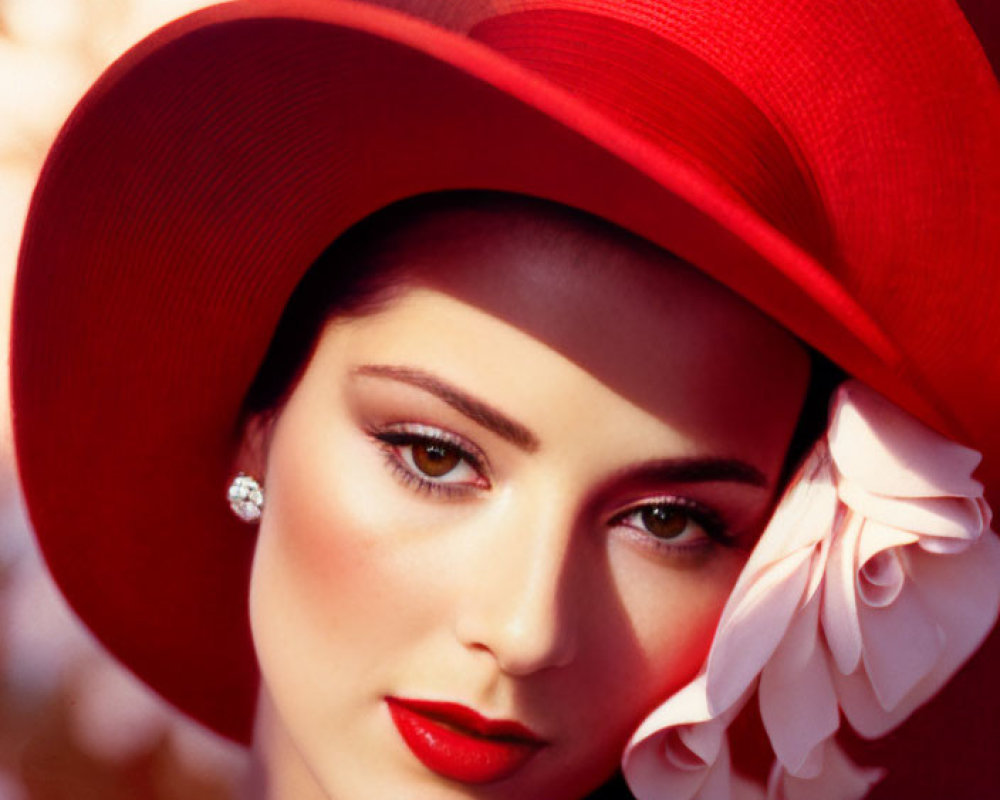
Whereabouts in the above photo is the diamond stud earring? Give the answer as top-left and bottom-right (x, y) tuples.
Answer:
(228, 473), (264, 522)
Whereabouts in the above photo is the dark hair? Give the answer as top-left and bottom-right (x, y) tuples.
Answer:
(243, 191), (585, 416)
(243, 189), (841, 480)
(779, 347), (844, 482)
(241, 200), (417, 417)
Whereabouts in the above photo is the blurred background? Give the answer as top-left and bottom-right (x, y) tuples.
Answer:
(1, 4), (247, 798)
(0, 1), (995, 799)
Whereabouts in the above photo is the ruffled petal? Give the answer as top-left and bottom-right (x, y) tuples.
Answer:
(819, 381), (1000, 738)
(758, 592), (839, 776)
(827, 383), (982, 498)
(624, 676), (754, 800)
(707, 450), (836, 712)
(766, 738), (885, 800)
(856, 574), (944, 710)
(834, 529), (1000, 738)
(695, 737), (743, 800)
(706, 551), (812, 715)
(907, 526), (1000, 643)
(627, 379), (998, 800)
(854, 520), (915, 607)
(838, 480), (981, 545)
(627, 723), (762, 800)
(821, 510), (863, 674)
(916, 495), (989, 554)
(731, 773), (768, 800)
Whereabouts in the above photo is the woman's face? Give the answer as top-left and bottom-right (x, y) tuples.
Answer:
(245, 206), (810, 800)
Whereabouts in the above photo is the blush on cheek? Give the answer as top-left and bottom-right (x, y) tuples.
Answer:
(254, 407), (449, 671)
(608, 546), (746, 702)
(260, 464), (387, 638)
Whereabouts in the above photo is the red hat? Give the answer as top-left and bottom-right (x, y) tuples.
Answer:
(12, 0), (999, 795)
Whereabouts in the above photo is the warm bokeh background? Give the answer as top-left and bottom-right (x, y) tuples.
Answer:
(1, 4), (248, 797)
(0, 1), (994, 799)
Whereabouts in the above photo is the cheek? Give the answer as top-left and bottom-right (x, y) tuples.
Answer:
(526, 545), (745, 796)
(247, 411), (435, 711)
(253, 450), (375, 652)
(598, 544), (746, 711)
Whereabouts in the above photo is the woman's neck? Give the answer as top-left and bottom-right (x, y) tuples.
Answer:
(244, 689), (332, 800)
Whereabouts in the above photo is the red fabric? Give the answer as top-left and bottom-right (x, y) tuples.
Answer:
(11, 1), (999, 796)
(958, 0), (1000, 73)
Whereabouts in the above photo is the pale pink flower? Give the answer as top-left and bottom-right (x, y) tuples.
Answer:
(765, 738), (883, 800)
(821, 385), (998, 738)
(624, 381), (1000, 799)
(623, 675), (760, 800)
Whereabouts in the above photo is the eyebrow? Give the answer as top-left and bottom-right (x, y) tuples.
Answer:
(614, 458), (769, 489)
(351, 364), (541, 452)
(351, 364), (768, 488)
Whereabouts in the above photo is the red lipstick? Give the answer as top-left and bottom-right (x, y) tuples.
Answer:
(386, 697), (546, 784)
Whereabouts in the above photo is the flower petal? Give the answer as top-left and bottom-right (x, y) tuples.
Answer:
(828, 383), (983, 498)
(855, 519), (918, 567)
(767, 738), (885, 800)
(758, 593), (839, 776)
(624, 675), (749, 800)
(708, 450), (836, 712)
(916, 500), (988, 554)
(731, 773), (768, 800)
(837, 479), (982, 543)
(857, 577), (944, 710)
(627, 675), (711, 751)
(665, 728), (714, 772)
(626, 735), (714, 800)
(856, 548), (905, 608)
(855, 520), (914, 608)
(834, 530), (1000, 737)
(821, 510), (863, 674)
(695, 737), (741, 800)
(707, 551), (812, 714)
(907, 528), (1000, 646)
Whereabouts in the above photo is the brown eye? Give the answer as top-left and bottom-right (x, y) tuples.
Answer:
(639, 506), (691, 539)
(374, 426), (490, 493)
(611, 499), (729, 555)
(411, 441), (461, 477)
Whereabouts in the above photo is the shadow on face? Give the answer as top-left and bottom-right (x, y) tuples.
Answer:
(242, 194), (811, 800)
(367, 198), (811, 464)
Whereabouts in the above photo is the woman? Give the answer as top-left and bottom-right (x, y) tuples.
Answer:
(11, 1), (1000, 798)
(235, 191), (821, 799)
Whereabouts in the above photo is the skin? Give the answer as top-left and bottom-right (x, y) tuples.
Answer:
(241, 204), (810, 799)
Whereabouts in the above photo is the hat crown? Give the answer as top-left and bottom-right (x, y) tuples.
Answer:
(402, 0), (1000, 473)
(468, 8), (835, 261)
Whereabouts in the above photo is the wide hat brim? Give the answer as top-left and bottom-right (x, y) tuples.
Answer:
(12, 0), (1000, 793)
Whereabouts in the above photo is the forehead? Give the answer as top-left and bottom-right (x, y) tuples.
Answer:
(355, 200), (810, 460)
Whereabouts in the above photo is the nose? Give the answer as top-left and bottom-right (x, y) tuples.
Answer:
(454, 499), (579, 677)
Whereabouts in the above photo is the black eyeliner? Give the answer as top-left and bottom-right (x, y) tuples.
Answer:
(373, 429), (487, 475)
(610, 496), (737, 548)
(365, 423), (492, 497)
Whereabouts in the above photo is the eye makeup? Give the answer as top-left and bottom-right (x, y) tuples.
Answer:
(368, 419), (742, 561)
(368, 422), (492, 498)
(352, 372), (758, 563)
(607, 495), (736, 558)
(353, 364), (539, 452)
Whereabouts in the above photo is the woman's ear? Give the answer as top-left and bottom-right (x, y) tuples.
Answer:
(234, 411), (275, 481)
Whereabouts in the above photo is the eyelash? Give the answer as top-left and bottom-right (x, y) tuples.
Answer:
(368, 424), (736, 555)
(607, 497), (735, 556)
(369, 424), (491, 498)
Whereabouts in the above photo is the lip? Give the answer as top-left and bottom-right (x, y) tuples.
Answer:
(386, 696), (547, 784)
